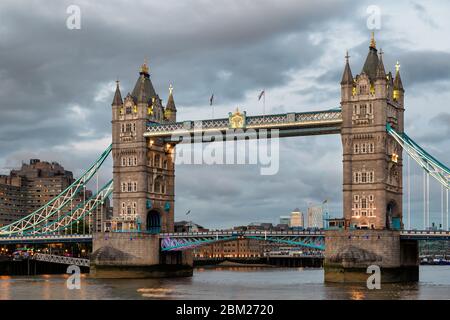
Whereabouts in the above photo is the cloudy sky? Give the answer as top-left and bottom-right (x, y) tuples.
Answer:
(0, 0), (449, 229)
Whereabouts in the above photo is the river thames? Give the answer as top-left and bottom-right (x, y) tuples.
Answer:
(0, 266), (449, 300)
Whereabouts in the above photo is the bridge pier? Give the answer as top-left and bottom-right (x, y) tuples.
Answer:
(324, 230), (419, 283)
(90, 232), (193, 278)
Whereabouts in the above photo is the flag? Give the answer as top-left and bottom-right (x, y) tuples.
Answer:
(323, 199), (328, 204)
(209, 94), (214, 106)
(258, 90), (265, 101)
(185, 210), (191, 215)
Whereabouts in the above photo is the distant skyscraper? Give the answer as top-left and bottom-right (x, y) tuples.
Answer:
(307, 205), (323, 229)
(290, 208), (304, 228)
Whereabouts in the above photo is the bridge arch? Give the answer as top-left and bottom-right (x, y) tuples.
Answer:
(386, 200), (400, 230)
(146, 209), (161, 234)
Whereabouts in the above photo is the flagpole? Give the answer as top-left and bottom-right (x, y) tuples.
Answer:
(263, 88), (266, 118)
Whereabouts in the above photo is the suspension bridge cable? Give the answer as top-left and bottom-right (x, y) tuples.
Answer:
(423, 170), (426, 229)
(447, 187), (449, 231)
(407, 154), (411, 230)
(442, 184), (444, 230)
(427, 172), (430, 229)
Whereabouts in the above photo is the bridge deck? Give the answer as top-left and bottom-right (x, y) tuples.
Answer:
(0, 230), (448, 244)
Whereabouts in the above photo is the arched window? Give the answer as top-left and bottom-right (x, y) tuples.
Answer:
(134, 157), (137, 166)
(133, 182), (137, 192)
(154, 154), (160, 168)
(354, 144), (359, 154)
(127, 182), (132, 192)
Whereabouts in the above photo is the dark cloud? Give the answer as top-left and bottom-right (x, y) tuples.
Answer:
(0, 0), (448, 229)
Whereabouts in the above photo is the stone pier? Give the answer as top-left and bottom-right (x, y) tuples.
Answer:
(324, 230), (419, 283)
(90, 232), (193, 278)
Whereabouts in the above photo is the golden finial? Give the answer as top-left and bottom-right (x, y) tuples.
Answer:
(370, 31), (376, 49)
(395, 61), (401, 73)
(169, 84), (173, 95)
(140, 58), (149, 74)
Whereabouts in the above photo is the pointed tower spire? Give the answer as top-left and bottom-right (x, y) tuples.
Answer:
(362, 32), (379, 81)
(164, 84), (177, 122)
(166, 84), (177, 111)
(376, 48), (386, 79)
(394, 61), (404, 91)
(112, 80), (123, 106)
(132, 59), (157, 104)
(340, 51), (353, 85)
(370, 31), (376, 49)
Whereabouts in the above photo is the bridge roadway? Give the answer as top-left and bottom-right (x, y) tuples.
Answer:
(161, 230), (450, 240)
(0, 230), (449, 244)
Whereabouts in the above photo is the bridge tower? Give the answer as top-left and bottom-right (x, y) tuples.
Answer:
(111, 62), (175, 233)
(325, 34), (418, 283)
(341, 34), (405, 230)
(91, 62), (192, 278)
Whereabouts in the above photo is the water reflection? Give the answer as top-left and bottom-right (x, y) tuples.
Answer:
(0, 266), (448, 300)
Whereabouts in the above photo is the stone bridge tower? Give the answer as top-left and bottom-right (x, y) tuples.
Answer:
(340, 33), (405, 230)
(325, 34), (417, 283)
(111, 62), (176, 233)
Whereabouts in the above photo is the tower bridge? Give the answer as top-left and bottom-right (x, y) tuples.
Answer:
(0, 34), (449, 282)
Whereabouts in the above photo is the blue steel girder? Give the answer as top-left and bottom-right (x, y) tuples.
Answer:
(245, 235), (325, 250)
(161, 236), (239, 251)
(160, 233), (325, 251)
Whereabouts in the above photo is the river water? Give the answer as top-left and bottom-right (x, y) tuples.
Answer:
(0, 266), (449, 300)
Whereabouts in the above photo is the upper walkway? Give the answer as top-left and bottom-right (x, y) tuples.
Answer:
(144, 109), (342, 141)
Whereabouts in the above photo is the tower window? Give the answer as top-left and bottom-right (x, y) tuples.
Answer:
(126, 107), (132, 114)
(361, 143), (367, 153)
(361, 198), (367, 209)
(360, 105), (367, 115)
(354, 144), (359, 154)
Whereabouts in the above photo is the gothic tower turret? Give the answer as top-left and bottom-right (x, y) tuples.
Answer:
(164, 84), (177, 123)
(341, 34), (405, 230)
